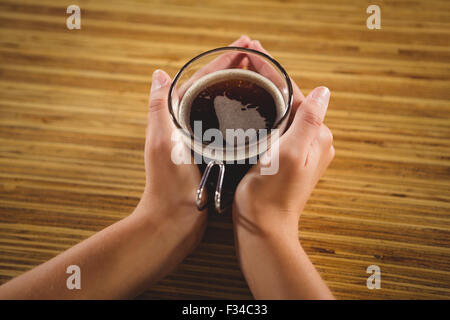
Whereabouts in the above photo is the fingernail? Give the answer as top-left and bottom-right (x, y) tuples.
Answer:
(151, 69), (168, 92)
(310, 86), (330, 106)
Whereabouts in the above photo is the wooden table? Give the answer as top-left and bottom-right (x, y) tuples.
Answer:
(0, 0), (449, 299)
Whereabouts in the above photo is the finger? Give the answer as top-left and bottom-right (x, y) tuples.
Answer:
(247, 40), (285, 89)
(287, 86), (331, 153)
(247, 40), (305, 114)
(178, 35), (252, 96)
(304, 124), (333, 170)
(230, 34), (252, 46)
(147, 69), (173, 137)
(201, 35), (251, 72)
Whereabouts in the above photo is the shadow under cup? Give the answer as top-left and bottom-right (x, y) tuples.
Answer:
(168, 47), (293, 213)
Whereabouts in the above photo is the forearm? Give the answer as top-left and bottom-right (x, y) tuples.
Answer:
(234, 225), (334, 300)
(0, 205), (192, 299)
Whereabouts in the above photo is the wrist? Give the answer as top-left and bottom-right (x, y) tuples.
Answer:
(233, 216), (300, 253)
(232, 204), (300, 244)
(129, 191), (206, 255)
(121, 204), (202, 284)
(131, 194), (167, 228)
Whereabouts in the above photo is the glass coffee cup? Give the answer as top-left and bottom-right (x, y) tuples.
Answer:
(168, 47), (293, 213)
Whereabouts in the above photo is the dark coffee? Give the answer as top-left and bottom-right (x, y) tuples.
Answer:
(189, 78), (278, 141)
(178, 69), (285, 147)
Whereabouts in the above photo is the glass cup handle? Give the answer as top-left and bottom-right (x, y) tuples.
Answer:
(196, 160), (225, 213)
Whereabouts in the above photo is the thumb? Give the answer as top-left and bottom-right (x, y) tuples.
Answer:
(285, 86), (330, 154)
(147, 69), (173, 135)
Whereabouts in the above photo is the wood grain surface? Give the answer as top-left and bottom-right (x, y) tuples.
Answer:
(0, 0), (449, 299)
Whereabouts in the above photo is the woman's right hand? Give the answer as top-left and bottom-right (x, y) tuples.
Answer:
(233, 40), (335, 241)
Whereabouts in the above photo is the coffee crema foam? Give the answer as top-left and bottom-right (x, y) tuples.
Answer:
(177, 69), (286, 146)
